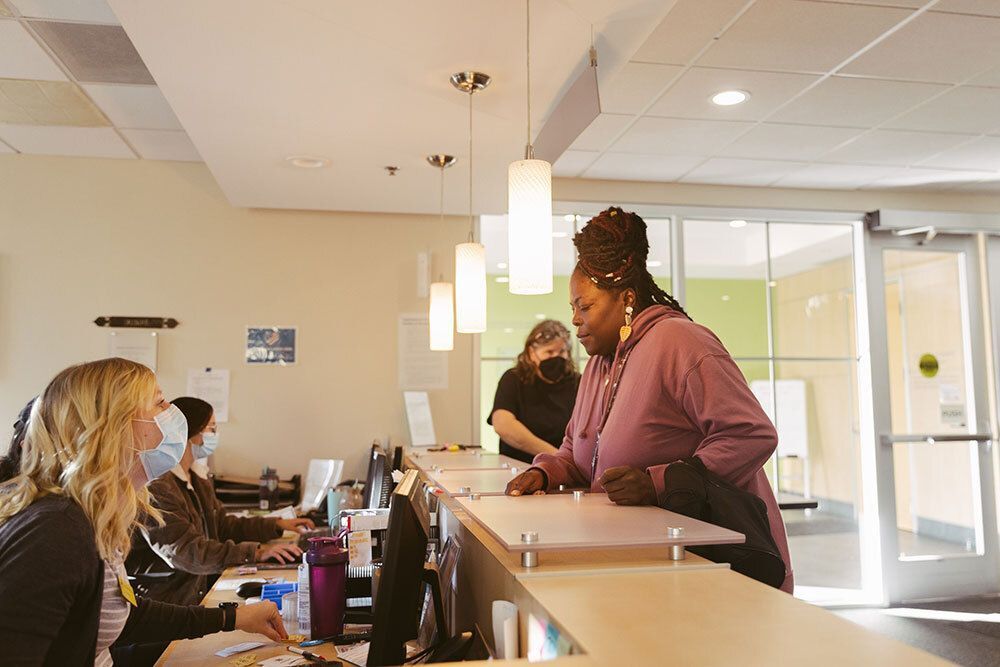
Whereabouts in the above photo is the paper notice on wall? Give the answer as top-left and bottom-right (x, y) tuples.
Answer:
(186, 368), (230, 422)
(398, 313), (448, 390)
(404, 391), (437, 446)
(109, 331), (158, 372)
(939, 383), (962, 405)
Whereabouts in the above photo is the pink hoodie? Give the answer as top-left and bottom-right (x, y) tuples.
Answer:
(531, 305), (793, 593)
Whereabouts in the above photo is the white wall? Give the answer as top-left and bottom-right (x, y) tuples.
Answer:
(0, 155), (473, 481)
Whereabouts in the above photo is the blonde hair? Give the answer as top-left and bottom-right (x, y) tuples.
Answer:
(0, 357), (162, 561)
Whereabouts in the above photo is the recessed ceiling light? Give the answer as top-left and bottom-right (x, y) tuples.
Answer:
(497, 262), (508, 270)
(552, 232), (569, 238)
(495, 276), (510, 283)
(285, 155), (330, 169)
(646, 260), (663, 268)
(711, 90), (749, 107)
(729, 219), (747, 228)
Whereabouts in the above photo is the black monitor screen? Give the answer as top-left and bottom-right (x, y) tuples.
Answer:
(367, 469), (430, 667)
(363, 444), (393, 509)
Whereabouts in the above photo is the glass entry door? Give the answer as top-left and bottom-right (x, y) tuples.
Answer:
(865, 230), (999, 602)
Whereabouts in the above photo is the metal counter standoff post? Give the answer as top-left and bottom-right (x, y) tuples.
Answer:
(521, 531), (539, 568)
(458, 486), (471, 494)
(668, 526), (685, 560)
(573, 490), (585, 501)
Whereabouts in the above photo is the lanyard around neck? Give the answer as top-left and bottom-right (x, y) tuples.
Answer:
(591, 348), (632, 479)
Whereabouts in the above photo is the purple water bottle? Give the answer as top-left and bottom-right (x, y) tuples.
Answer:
(307, 537), (348, 638)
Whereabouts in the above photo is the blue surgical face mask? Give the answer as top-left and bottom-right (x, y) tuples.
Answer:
(134, 404), (188, 484)
(192, 431), (219, 459)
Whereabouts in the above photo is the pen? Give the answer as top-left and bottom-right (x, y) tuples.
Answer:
(287, 645), (324, 662)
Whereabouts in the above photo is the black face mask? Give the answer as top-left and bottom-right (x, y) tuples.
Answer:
(538, 357), (568, 382)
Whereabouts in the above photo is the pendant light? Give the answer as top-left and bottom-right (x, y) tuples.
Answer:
(508, 0), (552, 295)
(426, 154), (457, 352)
(450, 71), (491, 333)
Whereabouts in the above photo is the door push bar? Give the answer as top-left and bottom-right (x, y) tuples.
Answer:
(880, 433), (992, 446)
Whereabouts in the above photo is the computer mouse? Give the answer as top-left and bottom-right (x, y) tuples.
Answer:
(236, 581), (264, 599)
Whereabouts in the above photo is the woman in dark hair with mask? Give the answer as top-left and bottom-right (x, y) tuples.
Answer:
(488, 320), (580, 464)
(505, 207), (793, 593)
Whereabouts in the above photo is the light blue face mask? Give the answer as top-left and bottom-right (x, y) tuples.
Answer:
(192, 431), (219, 459)
(134, 404), (188, 484)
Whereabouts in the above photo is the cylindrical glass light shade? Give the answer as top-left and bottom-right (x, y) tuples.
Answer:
(428, 282), (454, 351)
(455, 242), (487, 333)
(507, 158), (553, 295)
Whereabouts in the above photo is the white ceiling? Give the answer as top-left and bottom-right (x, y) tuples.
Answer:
(0, 0), (202, 160)
(556, 0), (1000, 195)
(5, 0), (1000, 207)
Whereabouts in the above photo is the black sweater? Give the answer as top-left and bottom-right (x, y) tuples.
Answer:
(0, 494), (227, 666)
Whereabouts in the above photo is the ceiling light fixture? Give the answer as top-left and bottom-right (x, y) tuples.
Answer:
(730, 219), (747, 228)
(426, 154), (457, 352)
(285, 155), (330, 169)
(508, 0), (553, 296)
(711, 90), (750, 106)
(451, 71), (491, 334)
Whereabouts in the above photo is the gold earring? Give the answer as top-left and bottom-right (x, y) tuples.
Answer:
(619, 305), (634, 342)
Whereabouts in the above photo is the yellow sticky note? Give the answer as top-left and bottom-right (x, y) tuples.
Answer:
(117, 573), (137, 607)
(229, 654), (257, 667)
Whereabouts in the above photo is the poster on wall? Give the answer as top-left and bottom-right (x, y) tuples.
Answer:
(398, 313), (448, 390)
(246, 326), (297, 365)
(186, 368), (231, 422)
(109, 331), (158, 371)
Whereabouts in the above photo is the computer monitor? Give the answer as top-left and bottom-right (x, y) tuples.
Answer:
(367, 469), (430, 667)
(363, 444), (393, 510)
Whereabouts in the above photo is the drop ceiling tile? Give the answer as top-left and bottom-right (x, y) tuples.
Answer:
(0, 140), (14, 153)
(611, 116), (754, 155)
(773, 163), (898, 189)
(569, 113), (633, 151)
(969, 67), (1000, 87)
(918, 136), (1000, 171)
(933, 0), (1000, 17)
(0, 124), (134, 157)
(824, 129), (972, 166)
(30, 21), (154, 84)
(770, 76), (949, 128)
(0, 21), (67, 81)
(582, 152), (705, 182)
(601, 62), (682, 115)
(0, 78), (107, 126)
(10, 0), (118, 23)
(841, 11), (1000, 83)
(862, 166), (998, 189)
(884, 86), (1000, 134)
(698, 0), (911, 74)
(632, 0), (748, 65)
(648, 67), (818, 122)
(120, 128), (199, 161)
(552, 149), (599, 177)
(680, 157), (807, 186)
(719, 123), (863, 161)
(82, 84), (182, 130)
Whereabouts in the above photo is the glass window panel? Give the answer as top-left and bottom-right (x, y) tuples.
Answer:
(480, 358), (515, 453)
(774, 359), (863, 590)
(683, 220), (769, 357)
(891, 440), (980, 559)
(769, 224), (856, 359)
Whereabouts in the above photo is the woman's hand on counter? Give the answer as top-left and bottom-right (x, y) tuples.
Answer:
(599, 466), (657, 506)
(235, 600), (288, 641)
(505, 469), (547, 496)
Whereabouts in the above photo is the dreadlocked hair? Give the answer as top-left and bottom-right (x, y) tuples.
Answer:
(573, 206), (691, 320)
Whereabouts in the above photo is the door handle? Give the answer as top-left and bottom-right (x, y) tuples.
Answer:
(880, 433), (992, 445)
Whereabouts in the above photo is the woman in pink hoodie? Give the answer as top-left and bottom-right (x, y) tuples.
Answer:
(506, 206), (793, 593)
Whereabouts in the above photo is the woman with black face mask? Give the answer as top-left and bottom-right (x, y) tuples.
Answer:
(488, 320), (581, 464)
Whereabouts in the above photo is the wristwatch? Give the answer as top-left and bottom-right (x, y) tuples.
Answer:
(218, 602), (238, 631)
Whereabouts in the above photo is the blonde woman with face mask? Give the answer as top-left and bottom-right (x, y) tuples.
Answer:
(0, 358), (286, 666)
